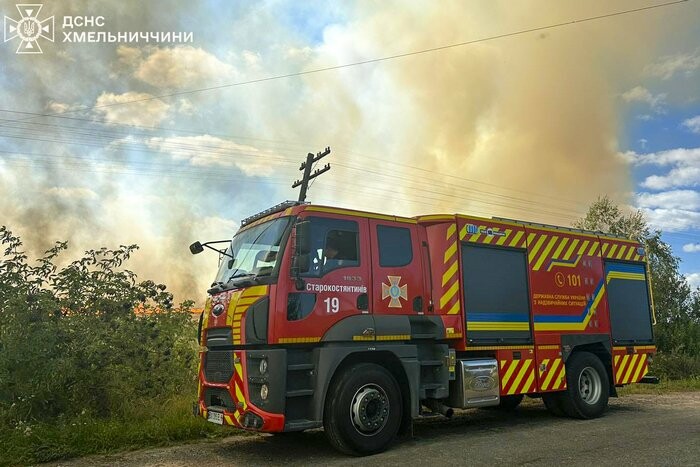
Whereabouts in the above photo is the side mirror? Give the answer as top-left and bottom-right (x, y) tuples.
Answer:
(189, 241), (204, 255)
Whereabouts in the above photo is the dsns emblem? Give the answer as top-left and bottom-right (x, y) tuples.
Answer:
(212, 303), (225, 316)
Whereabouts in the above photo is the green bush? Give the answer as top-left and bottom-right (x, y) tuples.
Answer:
(0, 226), (209, 464)
(650, 352), (700, 380)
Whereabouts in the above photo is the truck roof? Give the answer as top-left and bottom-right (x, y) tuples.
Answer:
(241, 201), (638, 244)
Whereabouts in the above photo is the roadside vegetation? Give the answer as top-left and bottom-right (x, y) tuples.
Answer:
(1, 197), (699, 465)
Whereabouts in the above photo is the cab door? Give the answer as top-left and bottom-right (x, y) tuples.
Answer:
(369, 220), (427, 315)
(272, 213), (373, 344)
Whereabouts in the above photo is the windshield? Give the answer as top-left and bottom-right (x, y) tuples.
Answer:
(214, 217), (292, 284)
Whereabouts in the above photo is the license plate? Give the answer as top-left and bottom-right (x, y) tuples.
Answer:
(207, 411), (224, 425)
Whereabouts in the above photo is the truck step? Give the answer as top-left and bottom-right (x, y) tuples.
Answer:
(420, 383), (445, 390)
(284, 419), (321, 431)
(288, 363), (314, 371)
(640, 375), (660, 384)
(286, 389), (314, 398)
(420, 360), (443, 366)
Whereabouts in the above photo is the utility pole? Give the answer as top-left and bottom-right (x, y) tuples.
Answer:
(292, 147), (331, 203)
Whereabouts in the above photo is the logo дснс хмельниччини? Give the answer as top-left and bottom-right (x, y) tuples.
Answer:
(4, 3), (54, 54)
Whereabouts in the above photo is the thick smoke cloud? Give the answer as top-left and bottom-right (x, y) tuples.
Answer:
(0, 1), (696, 303)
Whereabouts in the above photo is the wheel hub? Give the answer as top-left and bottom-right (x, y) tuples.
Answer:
(579, 366), (602, 405)
(351, 384), (389, 435)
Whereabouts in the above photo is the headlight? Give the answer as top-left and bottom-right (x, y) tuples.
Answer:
(260, 384), (269, 400)
(259, 358), (268, 375)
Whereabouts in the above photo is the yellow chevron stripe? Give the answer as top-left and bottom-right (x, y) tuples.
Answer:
(444, 242), (457, 263)
(614, 354), (620, 365)
(237, 296), (262, 306)
(509, 230), (525, 247)
(577, 240), (591, 256)
(632, 355), (647, 383)
(508, 360), (532, 395)
(501, 361), (519, 388)
(622, 354), (639, 384)
(440, 281), (460, 308)
(608, 244), (618, 258)
(243, 285), (268, 297)
(459, 225), (468, 240)
(617, 354), (630, 383)
(563, 238), (579, 260)
(500, 360), (507, 369)
(446, 223), (457, 240)
(542, 358), (561, 390)
(539, 358), (550, 376)
(526, 233), (536, 246)
(442, 260), (458, 286)
(528, 235), (548, 263)
(521, 369), (535, 393)
(496, 229), (512, 246)
(552, 365), (567, 389)
(533, 236), (559, 271)
(447, 301), (461, 315)
(601, 243), (609, 255)
(625, 247), (635, 260)
(616, 245), (627, 260)
(551, 237), (569, 259)
(587, 241), (599, 257)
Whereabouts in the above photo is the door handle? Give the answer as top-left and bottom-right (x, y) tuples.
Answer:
(357, 293), (369, 311)
(362, 327), (375, 337)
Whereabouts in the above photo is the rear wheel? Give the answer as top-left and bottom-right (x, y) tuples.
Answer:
(324, 363), (402, 456)
(559, 352), (609, 419)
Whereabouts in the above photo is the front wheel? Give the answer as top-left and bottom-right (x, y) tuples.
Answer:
(559, 351), (609, 419)
(323, 363), (402, 456)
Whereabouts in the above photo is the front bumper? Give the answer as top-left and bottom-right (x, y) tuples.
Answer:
(196, 349), (286, 432)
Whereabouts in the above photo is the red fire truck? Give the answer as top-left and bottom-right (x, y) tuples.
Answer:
(191, 201), (656, 455)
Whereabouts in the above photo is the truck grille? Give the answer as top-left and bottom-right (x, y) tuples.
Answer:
(204, 387), (236, 411)
(204, 350), (234, 383)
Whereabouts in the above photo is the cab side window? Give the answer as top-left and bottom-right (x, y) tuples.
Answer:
(302, 217), (359, 277)
(377, 225), (412, 267)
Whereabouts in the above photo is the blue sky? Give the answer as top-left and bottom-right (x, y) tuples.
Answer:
(1, 1), (699, 300)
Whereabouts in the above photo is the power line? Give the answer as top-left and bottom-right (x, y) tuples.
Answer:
(0, 0), (689, 129)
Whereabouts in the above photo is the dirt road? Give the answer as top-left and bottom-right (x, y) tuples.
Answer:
(52, 392), (700, 467)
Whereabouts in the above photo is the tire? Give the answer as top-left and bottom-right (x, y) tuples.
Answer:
(542, 392), (566, 417)
(497, 394), (524, 410)
(559, 352), (609, 419)
(323, 363), (402, 456)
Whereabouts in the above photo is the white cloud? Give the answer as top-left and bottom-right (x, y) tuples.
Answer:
(94, 92), (170, 126)
(642, 166), (700, 190)
(636, 190), (700, 210)
(130, 46), (236, 89)
(145, 135), (275, 176)
(621, 86), (666, 112)
(641, 207), (700, 232)
(630, 147), (700, 167)
(645, 49), (700, 80)
(45, 187), (98, 200)
(683, 116), (700, 134)
(686, 273), (700, 289)
(683, 243), (700, 253)
(46, 101), (83, 114)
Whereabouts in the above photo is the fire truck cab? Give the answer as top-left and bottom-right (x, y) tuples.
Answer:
(192, 201), (656, 455)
